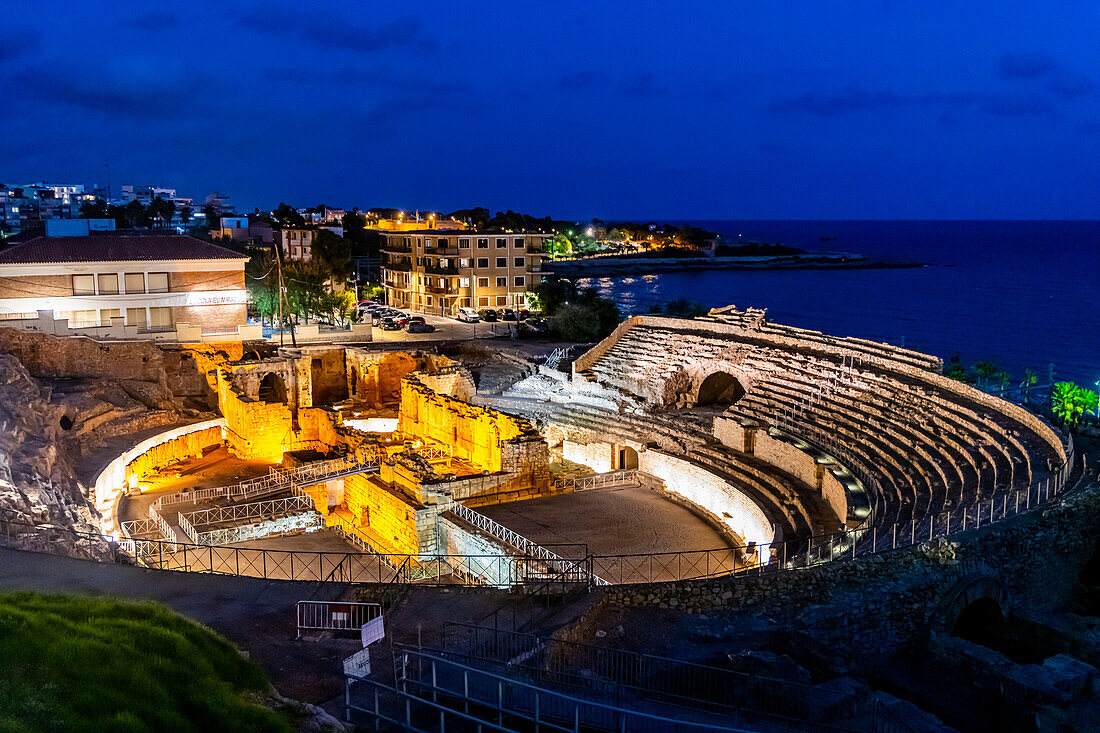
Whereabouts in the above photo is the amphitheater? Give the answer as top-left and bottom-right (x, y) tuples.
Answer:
(0, 307), (1093, 732)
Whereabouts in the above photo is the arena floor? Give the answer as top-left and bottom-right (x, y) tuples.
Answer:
(478, 485), (736, 558)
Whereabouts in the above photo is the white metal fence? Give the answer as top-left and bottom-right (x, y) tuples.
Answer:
(297, 600), (382, 638)
(447, 502), (609, 586)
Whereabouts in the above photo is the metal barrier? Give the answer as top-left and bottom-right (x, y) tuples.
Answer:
(555, 469), (643, 492)
(446, 502), (608, 586)
(181, 495), (316, 531)
(296, 600), (381, 638)
(438, 621), (860, 730)
(355, 645), (759, 732)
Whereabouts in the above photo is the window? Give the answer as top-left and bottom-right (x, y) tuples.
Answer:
(514, 238), (525, 248)
(424, 238), (433, 249)
(477, 238), (488, 248)
(148, 272), (169, 293)
(495, 257), (506, 267)
(459, 238), (470, 248)
(496, 238), (506, 248)
(124, 273), (145, 293)
(496, 295), (507, 306)
(427, 296), (433, 306)
(100, 308), (121, 323)
(149, 307), (172, 329)
(70, 309), (97, 325)
(97, 273), (119, 295)
(478, 296), (489, 307)
(477, 277), (489, 287)
(459, 277), (470, 287)
(514, 276), (525, 287)
(496, 276), (507, 287)
(459, 258), (470, 267)
(127, 308), (147, 328)
(514, 257), (525, 267)
(72, 274), (95, 296)
(477, 258), (489, 268)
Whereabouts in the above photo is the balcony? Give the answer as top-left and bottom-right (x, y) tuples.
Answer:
(424, 262), (460, 275)
(425, 285), (457, 295)
(382, 261), (412, 273)
(382, 242), (412, 253)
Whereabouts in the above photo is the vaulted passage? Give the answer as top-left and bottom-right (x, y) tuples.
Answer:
(258, 372), (287, 404)
(951, 597), (1005, 650)
(696, 371), (746, 406)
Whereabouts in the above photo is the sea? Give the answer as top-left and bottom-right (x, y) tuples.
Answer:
(575, 220), (1099, 386)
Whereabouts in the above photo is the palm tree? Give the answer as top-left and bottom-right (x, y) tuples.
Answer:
(1020, 368), (1038, 405)
(972, 360), (1000, 389)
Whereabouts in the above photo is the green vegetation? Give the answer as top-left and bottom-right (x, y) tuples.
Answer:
(530, 278), (621, 342)
(0, 591), (289, 733)
(1051, 381), (1099, 427)
(660, 299), (711, 318)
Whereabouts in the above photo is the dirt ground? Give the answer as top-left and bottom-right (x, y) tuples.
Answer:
(478, 485), (736, 558)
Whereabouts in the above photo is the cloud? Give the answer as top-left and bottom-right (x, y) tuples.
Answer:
(13, 62), (202, 118)
(998, 52), (1057, 80)
(771, 86), (1054, 119)
(1047, 73), (1095, 100)
(119, 10), (183, 31)
(241, 5), (435, 54)
(0, 29), (39, 62)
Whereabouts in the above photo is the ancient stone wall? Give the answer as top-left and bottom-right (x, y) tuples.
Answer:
(336, 473), (419, 558)
(715, 416), (848, 524)
(0, 327), (168, 383)
(398, 375), (545, 474)
(563, 439), (614, 473)
(638, 449), (775, 549)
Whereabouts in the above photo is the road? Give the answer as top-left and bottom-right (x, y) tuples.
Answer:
(368, 312), (520, 344)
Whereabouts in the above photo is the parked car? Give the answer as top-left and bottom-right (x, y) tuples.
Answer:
(479, 309), (499, 322)
(380, 317), (401, 331)
(405, 317), (436, 333)
(517, 309), (530, 321)
(391, 313), (411, 327)
(499, 308), (517, 321)
(522, 318), (549, 334)
(456, 307), (480, 323)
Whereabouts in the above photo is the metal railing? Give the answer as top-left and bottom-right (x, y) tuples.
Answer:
(447, 502), (608, 586)
(368, 645), (759, 733)
(181, 495), (316, 530)
(556, 469), (644, 492)
(437, 622), (861, 730)
(296, 600), (381, 638)
(150, 455), (378, 510)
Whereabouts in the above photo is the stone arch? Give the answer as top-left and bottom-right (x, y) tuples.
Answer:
(935, 573), (1006, 643)
(257, 372), (287, 404)
(695, 371), (746, 406)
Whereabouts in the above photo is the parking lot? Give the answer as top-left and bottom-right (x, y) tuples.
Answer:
(367, 311), (522, 343)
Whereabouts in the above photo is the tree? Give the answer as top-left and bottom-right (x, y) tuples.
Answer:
(972, 360), (1001, 389)
(201, 203), (219, 230)
(148, 196), (176, 227)
(272, 203), (305, 229)
(123, 199), (149, 228)
(530, 278), (579, 315)
(283, 260), (328, 324)
(312, 229), (352, 287)
(179, 206), (192, 224)
(664, 299), (709, 318)
(1020, 368), (1038, 405)
(80, 199), (108, 219)
(245, 251), (279, 325)
(550, 303), (602, 342)
(1051, 381), (1099, 428)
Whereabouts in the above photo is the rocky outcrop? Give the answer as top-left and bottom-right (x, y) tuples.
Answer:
(0, 333), (206, 556)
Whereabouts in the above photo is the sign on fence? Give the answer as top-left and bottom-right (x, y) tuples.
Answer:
(343, 646), (371, 678)
(361, 615), (385, 647)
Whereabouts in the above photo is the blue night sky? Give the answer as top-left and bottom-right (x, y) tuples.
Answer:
(3, 2), (1099, 219)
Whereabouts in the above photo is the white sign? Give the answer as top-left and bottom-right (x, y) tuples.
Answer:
(343, 646), (371, 678)
(361, 615), (385, 647)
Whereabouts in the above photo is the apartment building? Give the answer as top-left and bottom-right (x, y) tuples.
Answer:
(0, 224), (249, 334)
(380, 230), (548, 315)
(276, 227), (314, 260)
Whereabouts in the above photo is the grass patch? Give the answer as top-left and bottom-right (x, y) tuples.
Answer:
(0, 591), (291, 733)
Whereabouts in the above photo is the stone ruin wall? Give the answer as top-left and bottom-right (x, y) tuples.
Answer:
(575, 312), (1066, 468)
(715, 415), (848, 525)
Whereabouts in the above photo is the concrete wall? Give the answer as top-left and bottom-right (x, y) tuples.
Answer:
(93, 418), (226, 534)
(563, 439), (614, 473)
(637, 449), (775, 549)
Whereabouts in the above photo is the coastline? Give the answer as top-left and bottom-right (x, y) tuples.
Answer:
(545, 252), (926, 278)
